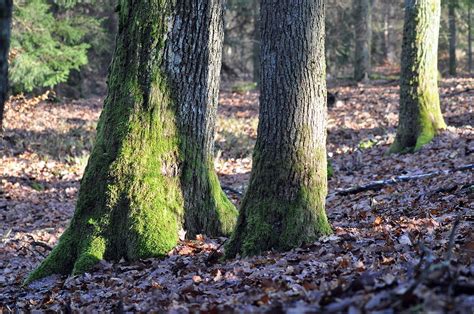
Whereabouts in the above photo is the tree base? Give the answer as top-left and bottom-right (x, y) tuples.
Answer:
(225, 188), (332, 258)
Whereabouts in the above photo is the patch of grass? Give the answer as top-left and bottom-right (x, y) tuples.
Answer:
(30, 182), (45, 191)
(231, 82), (258, 94)
(358, 138), (378, 150)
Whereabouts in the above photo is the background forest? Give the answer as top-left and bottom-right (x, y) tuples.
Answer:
(6, 0), (474, 96)
(0, 0), (473, 312)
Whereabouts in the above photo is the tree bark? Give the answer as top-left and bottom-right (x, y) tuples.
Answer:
(469, 0), (472, 73)
(353, 0), (372, 81)
(27, 0), (237, 283)
(448, 0), (457, 76)
(226, 0), (332, 258)
(390, 0), (447, 154)
(0, 0), (13, 131)
(252, 0), (261, 85)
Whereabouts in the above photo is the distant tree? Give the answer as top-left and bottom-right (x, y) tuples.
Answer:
(0, 0), (12, 130)
(390, 0), (447, 154)
(448, 0), (457, 75)
(27, 0), (237, 283)
(469, 0), (473, 73)
(353, 0), (372, 81)
(226, 0), (332, 258)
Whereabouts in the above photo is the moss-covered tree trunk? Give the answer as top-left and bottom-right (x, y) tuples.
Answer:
(226, 0), (332, 258)
(389, 0), (447, 154)
(354, 0), (372, 82)
(27, 0), (236, 283)
(0, 0), (13, 131)
(448, 0), (457, 76)
(172, 3), (238, 237)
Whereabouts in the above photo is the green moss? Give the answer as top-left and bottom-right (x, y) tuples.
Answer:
(181, 156), (237, 237)
(226, 144), (332, 258)
(207, 169), (238, 236)
(24, 229), (76, 284)
(73, 236), (106, 274)
(327, 159), (334, 178)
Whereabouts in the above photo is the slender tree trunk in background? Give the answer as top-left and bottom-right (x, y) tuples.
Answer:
(382, 2), (389, 63)
(448, 0), (457, 76)
(226, 0), (332, 258)
(252, 0), (261, 85)
(27, 0), (237, 283)
(390, 0), (447, 154)
(469, 0), (472, 73)
(0, 0), (13, 131)
(354, 0), (372, 81)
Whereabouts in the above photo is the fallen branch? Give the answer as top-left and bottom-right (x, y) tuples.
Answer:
(331, 164), (474, 197)
(222, 186), (243, 196)
(31, 240), (53, 251)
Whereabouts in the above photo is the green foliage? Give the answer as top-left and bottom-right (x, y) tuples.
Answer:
(231, 82), (257, 94)
(9, 0), (96, 93)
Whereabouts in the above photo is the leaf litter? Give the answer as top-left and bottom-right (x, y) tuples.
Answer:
(0, 78), (473, 312)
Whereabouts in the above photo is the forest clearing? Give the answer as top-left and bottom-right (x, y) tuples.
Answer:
(1, 76), (473, 312)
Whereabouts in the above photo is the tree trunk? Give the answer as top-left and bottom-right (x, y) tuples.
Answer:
(226, 0), (332, 258)
(354, 0), (372, 81)
(448, 0), (457, 76)
(469, 0), (472, 73)
(382, 2), (389, 63)
(27, 0), (237, 283)
(0, 0), (13, 131)
(252, 0), (261, 85)
(389, 0), (447, 154)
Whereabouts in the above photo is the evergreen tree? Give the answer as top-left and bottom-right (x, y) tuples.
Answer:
(27, 0), (237, 283)
(9, 0), (99, 93)
(390, 0), (447, 154)
(0, 0), (13, 130)
(226, 0), (332, 258)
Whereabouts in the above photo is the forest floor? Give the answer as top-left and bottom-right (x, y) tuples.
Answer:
(0, 77), (473, 312)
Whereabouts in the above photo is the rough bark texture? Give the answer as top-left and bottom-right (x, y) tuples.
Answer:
(448, 0), (457, 76)
(226, 0), (332, 258)
(170, 3), (238, 238)
(354, 0), (372, 81)
(0, 0), (13, 130)
(27, 0), (236, 283)
(390, 0), (447, 154)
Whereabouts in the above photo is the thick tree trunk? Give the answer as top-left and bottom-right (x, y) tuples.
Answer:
(0, 0), (13, 131)
(27, 0), (236, 283)
(389, 0), (447, 154)
(448, 0), (457, 76)
(354, 0), (372, 81)
(226, 0), (332, 258)
(174, 3), (238, 237)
